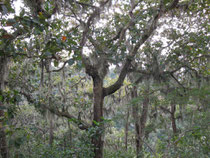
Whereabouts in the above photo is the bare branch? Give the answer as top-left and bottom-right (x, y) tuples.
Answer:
(52, 60), (69, 72)
(140, 137), (158, 158)
(170, 73), (186, 89)
(159, 106), (172, 114)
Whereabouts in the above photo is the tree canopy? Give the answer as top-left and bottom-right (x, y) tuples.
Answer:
(0, 0), (209, 158)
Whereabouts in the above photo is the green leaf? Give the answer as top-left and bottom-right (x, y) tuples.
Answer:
(68, 118), (77, 123)
(0, 95), (3, 101)
(44, 51), (52, 56)
(68, 59), (75, 66)
(54, 60), (59, 67)
(164, 0), (171, 5)
(69, 39), (77, 45)
(93, 120), (100, 126)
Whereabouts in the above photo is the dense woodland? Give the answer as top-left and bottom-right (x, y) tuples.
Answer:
(0, 0), (209, 158)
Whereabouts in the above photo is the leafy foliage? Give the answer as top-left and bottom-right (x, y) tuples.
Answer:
(0, 0), (209, 158)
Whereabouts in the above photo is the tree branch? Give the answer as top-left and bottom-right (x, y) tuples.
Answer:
(20, 91), (91, 130)
(52, 60), (69, 72)
(79, 0), (111, 68)
(159, 106), (172, 114)
(104, 0), (180, 96)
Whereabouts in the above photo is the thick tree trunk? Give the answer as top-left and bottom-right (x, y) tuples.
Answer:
(92, 77), (104, 158)
(0, 56), (9, 158)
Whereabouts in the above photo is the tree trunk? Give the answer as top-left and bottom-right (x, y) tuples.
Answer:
(170, 104), (177, 135)
(139, 90), (149, 154)
(124, 109), (129, 151)
(47, 63), (54, 146)
(92, 77), (104, 158)
(131, 86), (141, 156)
(0, 56), (9, 158)
(0, 109), (8, 158)
(49, 113), (54, 146)
(67, 121), (72, 145)
(131, 85), (150, 158)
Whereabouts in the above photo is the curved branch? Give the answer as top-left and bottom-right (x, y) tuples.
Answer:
(52, 60), (69, 72)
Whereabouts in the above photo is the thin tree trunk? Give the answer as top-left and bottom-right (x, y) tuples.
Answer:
(131, 86), (141, 156)
(47, 62), (54, 146)
(139, 90), (149, 153)
(0, 56), (9, 158)
(125, 88), (130, 151)
(67, 121), (72, 145)
(124, 109), (129, 151)
(92, 77), (104, 158)
(49, 113), (54, 146)
(131, 85), (150, 158)
(170, 104), (177, 135)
